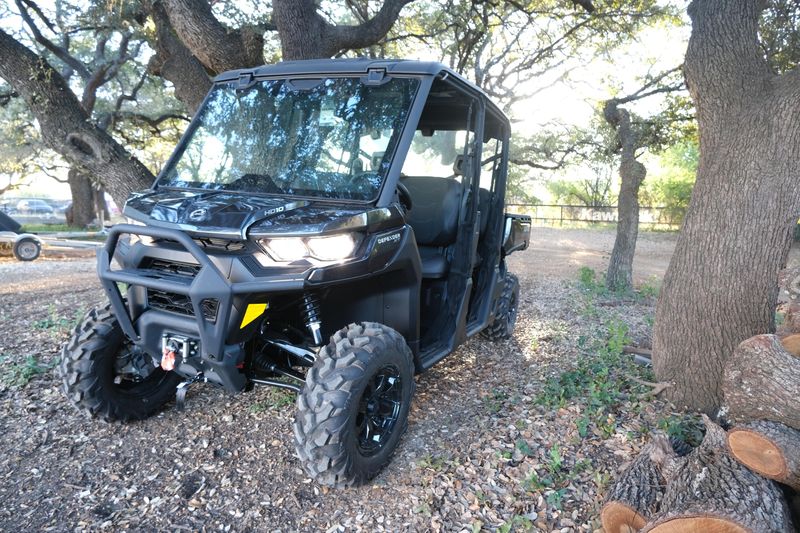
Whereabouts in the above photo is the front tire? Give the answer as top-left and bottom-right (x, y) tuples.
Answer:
(294, 322), (415, 487)
(482, 272), (520, 341)
(60, 304), (180, 421)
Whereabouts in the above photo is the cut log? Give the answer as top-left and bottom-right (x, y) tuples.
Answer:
(601, 435), (674, 533)
(721, 334), (800, 430)
(727, 420), (800, 491)
(779, 334), (800, 357)
(642, 416), (792, 533)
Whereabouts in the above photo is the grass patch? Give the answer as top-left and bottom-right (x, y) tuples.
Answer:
(20, 224), (84, 233)
(248, 388), (295, 413)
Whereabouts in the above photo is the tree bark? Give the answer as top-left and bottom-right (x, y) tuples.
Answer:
(601, 435), (674, 533)
(642, 417), (792, 533)
(727, 420), (800, 491)
(67, 169), (94, 227)
(652, 0), (800, 414)
(604, 101), (646, 292)
(161, 0), (264, 74)
(272, 0), (414, 60)
(0, 29), (154, 209)
(148, 1), (211, 113)
(720, 334), (800, 430)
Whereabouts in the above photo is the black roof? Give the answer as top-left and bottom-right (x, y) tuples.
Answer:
(214, 59), (507, 122)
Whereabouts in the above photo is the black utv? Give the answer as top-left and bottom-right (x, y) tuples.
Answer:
(60, 59), (531, 487)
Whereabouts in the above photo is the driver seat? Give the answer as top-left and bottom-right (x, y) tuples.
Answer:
(399, 176), (462, 278)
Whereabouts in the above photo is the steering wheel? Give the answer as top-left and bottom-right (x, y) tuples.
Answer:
(397, 181), (413, 211)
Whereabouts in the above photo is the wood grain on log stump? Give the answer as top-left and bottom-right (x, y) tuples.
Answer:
(642, 417), (792, 533)
(601, 435), (674, 533)
(721, 335), (800, 430)
(727, 421), (800, 491)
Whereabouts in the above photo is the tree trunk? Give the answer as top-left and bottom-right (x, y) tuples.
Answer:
(161, 0), (264, 74)
(604, 102), (646, 292)
(642, 417), (792, 533)
(67, 169), (94, 228)
(0, 29), (154, 209)
(652, 0), (800, 414)
(601, 435), (674, 533)
(720, 334), (800, 429)
(272, 0), (330, 60)
(727, 421), (800, 491)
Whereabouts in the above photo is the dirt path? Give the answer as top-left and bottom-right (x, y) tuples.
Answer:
(0, 228), (678, 532)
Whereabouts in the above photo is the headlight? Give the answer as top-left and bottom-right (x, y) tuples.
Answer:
(258, 234), (361, 263)
(125, 218), (153, 245)
(306, 234), (357, 261)
(263, 238), (309, 262)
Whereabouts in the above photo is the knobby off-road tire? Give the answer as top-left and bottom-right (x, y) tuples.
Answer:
(294, 322), (415, 488)
(60, 304), (180, 422)
(482, 272), (520, 341)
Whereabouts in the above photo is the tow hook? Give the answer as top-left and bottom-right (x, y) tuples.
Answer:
(176, 373), (206, 411)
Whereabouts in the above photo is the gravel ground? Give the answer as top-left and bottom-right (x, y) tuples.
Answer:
(0, 227), (678, 532)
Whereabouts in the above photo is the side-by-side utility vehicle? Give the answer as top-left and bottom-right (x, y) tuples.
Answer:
(60, 59), (531, 487)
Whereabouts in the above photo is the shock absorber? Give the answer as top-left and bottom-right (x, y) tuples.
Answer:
(302, 292), (323, 346)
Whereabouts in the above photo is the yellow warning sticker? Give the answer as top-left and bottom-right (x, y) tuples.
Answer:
(240, 303), (268, 329)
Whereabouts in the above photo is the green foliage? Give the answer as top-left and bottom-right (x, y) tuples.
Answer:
(536, 316), (652, 441)
(0, 354), (57, 388)
(641, 141), (698, 225)
(483, 387), (509, 413)
(760, 1), (800, 74)
(498, 515), (534, 533)
(546, 162), (616, 207)
(657, 413), (705, 447)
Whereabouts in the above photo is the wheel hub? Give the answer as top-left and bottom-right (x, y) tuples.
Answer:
(355, 366), (402, 456)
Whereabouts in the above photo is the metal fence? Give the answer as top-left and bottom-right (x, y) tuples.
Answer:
(505, 204), (681, 228)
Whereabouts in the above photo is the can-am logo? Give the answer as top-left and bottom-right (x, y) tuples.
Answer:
(188, 208), (208, 221)
(377, 232), (401, 245)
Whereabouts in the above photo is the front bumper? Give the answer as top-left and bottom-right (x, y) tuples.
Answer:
(98, 225), (309, 392)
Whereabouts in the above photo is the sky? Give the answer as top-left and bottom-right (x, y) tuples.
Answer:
(1, 1), (692, 201)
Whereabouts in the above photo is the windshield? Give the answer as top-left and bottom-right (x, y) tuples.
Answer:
(157, 76), (419, 201)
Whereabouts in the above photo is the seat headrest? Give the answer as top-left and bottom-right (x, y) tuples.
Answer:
(453, 154), (465, 176)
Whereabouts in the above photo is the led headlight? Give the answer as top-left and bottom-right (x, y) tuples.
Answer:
(258, 233), (361, 263)
(262, 237), (309, 262)
(306, 234), (358, 261)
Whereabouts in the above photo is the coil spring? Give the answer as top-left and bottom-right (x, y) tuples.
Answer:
(302, 292), (321, 325)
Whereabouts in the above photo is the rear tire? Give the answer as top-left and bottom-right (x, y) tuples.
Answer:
(482, 272), (520, 341)
(294, 322), (415, 487)
(13, 237), (40, 261)
(60, 304), (180, 422)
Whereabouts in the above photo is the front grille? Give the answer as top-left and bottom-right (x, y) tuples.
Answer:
(147, 289), (219, 322)
(193, 237), (246, 252)
(141, 258), (200, 277)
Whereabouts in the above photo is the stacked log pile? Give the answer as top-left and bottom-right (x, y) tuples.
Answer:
(602, 332), (800, 532)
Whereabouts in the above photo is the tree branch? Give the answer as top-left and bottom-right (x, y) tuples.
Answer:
(330, 0), (416, 53)
(15, 0), (91, 80)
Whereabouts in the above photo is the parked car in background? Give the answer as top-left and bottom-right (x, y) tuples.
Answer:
(16, 198), (54, 215)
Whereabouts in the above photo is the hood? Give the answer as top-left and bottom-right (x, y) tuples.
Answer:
(123, 189), (396, 239)
(124, 189), (313, 238)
